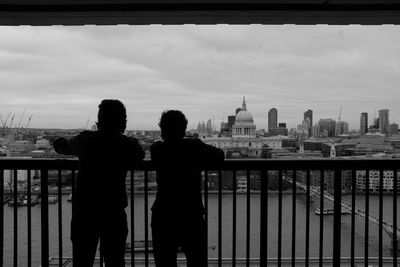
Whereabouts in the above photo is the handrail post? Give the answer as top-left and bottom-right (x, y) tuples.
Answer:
(0, 169), (3, 266)
(41, 169), (49, 267)
(333, 169), (342, 267)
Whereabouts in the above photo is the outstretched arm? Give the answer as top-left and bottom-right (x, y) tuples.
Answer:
(203, 143), (225, 162)
(53, 135), (81, 157)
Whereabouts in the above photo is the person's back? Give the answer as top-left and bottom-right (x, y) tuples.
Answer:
(150, 110), (224, 267)
(54, 99), (144, 267)
(63, 130), (143, 215)
(151, 138), (223, 219)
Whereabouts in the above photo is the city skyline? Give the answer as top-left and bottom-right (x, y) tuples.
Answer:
(1, 25), (400, 130)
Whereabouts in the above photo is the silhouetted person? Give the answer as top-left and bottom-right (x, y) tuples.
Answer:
(150, 110), (224, 267)
(54, 99), (144, 267)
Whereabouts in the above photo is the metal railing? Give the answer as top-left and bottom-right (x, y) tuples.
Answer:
(0, 158), (399, 267)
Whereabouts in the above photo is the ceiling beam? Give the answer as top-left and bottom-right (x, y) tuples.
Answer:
(1, 2), (400, 25)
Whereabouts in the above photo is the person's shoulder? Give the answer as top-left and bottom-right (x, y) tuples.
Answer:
(72, 130), (93, 142)
(183, 138), (202, 145)
(150, 140), (163, 150)
(184, 138), (209, 149)
(122, 135), (138, 143)
(79, 130), (95, 138)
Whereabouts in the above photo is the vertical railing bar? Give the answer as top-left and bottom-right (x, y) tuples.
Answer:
(57, 170), (62, 267)
(218, 169), (222, 267)
(291, 170), (296, 267)
(278, 169), (282, 267)
(144, 170), (149, 267)
(204, 170), (208, 264)
(379, 169), (383, 267)
(365, 169), (369, 267)
(351, 169), (356, 267)
(41, 169), (49, 267)
(27, 170), (32, 267)
(232, 170), (237, 267)
(246, 169), (250, 267)
(393, 168), (398, 267)
(71, 170), (75, 262)
(333, 169), (342, 267)
(130, 170), (135, 267)
(319, 170), (324, 267)
(99, 241), (103, 267)
(0, 169), (3, 267)
(305, 169), (310, 267)
(260, 169), (268, 267)
(13, 169), (18, 267)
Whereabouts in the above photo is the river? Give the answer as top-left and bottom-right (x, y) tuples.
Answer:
(3, 193), (400, 266)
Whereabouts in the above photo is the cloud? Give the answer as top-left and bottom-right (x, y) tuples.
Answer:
(0, 25), (399, 130)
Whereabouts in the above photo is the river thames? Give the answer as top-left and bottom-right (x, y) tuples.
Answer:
(3, 193), (400, 266)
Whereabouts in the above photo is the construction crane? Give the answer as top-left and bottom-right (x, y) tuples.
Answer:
(9, 113), (15, 129)
(84, 116), (90, 130)
(17, 108), (26, 129)
(337, 106), (342, 121)
(25, 114), (33, 129)
(2, 113), (11, 133)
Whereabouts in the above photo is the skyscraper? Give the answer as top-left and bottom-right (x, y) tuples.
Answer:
(360, 112), (368, 135)
(318, 118), (336, 137)
(268, 108), (278, 132)
(379, 109), (389, 134)
(304, 109), (313, 137)
(335, 121), (349, 136)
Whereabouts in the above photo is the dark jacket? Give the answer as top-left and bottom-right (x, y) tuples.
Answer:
(150, 138), (224, 219)
(54, 130), (145, 216)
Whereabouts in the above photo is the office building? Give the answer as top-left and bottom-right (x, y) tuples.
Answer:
(390, 123), (399, 136)
(360, 112), (368, 135)
(268, 108), (278, 132)
(335, 121), (349, 136)
(304, 109), (313, 137)
(379, 109), (389, 134)
(318, 119), (336, 137)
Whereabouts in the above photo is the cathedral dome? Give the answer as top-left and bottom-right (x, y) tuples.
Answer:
(232, 96), (256, 137)
(235, 110), (254, 124)
(234, 96), (254, 124)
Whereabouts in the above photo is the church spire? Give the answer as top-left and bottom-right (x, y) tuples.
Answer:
(242, 96), (247, 111)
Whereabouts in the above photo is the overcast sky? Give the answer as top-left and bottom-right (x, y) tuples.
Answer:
(0, 25), (399, 131)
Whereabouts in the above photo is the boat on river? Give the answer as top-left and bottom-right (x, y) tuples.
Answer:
(315, 207), (350, 215)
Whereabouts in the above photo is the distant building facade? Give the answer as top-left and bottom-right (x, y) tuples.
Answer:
(335, 121), (349, 136)
(304, 109), (313, 137)
(360, 112), (368, 135)
(389, 123), (399, 136)
(318, 119), (336, 137)
(268, 108), (278, 133)
(379, 109), (389, 134)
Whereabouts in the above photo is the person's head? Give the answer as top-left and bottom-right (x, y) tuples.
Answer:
(96, 99), (127, 134)
(159, 110), (188, 141)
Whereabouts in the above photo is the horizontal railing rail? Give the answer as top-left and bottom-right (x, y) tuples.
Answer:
(1, 158), (400, 267)
(1, 157), (400, 170)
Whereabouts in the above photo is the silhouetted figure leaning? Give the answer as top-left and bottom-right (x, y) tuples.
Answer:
(54, 99), (144, 267)
(151, 110), (224, 267)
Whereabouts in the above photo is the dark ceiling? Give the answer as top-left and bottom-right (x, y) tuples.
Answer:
(0, 0), (400, 25)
